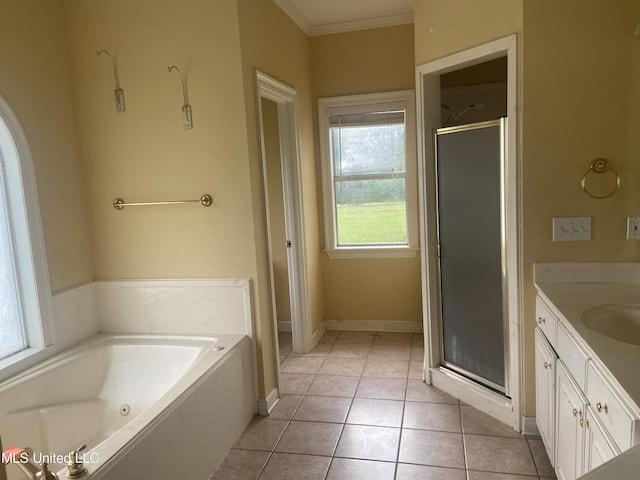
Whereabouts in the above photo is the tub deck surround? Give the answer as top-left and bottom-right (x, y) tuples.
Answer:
(534, 263), (640, 411)
(0, 333), (254, 480)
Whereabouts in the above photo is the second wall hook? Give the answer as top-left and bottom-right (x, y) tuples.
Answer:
(97, 50), (125, 113)
(168, 66), (193, 129)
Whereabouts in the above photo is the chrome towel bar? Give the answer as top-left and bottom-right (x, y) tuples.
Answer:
(112, 194), (212, 210)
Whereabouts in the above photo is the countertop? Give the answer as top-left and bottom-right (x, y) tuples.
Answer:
(534, 281), (640, 410)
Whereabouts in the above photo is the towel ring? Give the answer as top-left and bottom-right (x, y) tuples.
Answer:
(581, 159), (620, 199)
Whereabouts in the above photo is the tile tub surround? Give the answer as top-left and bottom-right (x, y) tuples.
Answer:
(213, 331), (556, 479)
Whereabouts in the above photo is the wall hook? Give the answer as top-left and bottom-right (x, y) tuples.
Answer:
(168, 66), (193, 129)
(96, 50), (125, 113)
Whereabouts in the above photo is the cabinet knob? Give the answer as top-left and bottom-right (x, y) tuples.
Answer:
(572, 408), (582, 418)
(580, 418), (589, 429)
(537, 317), (546, 325)
(543, 362), (551, 369)
(596, 402), (608, 414)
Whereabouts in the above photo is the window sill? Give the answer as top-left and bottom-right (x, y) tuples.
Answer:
(324, 246), (419, 259)
(0, 345), (55, 383)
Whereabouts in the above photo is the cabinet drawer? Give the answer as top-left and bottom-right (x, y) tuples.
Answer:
(586, 361), (635, 450)
(535, 297), (558, 349)
(558, 322), (589, 391)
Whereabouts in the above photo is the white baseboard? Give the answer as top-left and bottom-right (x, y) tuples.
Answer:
(311, 321), (326, 350)
(258, 386), (280, 416)
(277, 321), (292, 332)
(522, 416), (540, 436)
(325, 319), (423, 332)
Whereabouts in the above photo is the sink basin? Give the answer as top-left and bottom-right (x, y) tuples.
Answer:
(581, 304), (640, 346)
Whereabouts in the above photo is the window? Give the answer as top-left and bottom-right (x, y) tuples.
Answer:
(319, 91), (418, 258)
(0, 94), (53, 378)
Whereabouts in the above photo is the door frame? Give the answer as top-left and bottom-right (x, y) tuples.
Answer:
(255, 70), (311, 361)
(416, 34), (522, 430)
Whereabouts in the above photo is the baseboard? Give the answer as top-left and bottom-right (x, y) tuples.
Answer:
(277, 321), (292, 332)
(310, 321), (326, 350)
(521, 416), (540, 436)
(258, 386), (280, 416)
(325, 319), (423, 332)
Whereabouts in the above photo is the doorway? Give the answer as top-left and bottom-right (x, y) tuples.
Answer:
(416, 35), (521, 430)
(255, 71), (311, 390)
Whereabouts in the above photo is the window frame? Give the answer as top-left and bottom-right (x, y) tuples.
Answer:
(0, 94), (55, 381)
(318, 90), (418, 259)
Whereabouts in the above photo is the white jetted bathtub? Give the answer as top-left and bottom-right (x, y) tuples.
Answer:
(0, 334), (255, 480)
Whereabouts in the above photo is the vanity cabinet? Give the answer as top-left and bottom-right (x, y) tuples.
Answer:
(535, 327), (557, 463)
(535, 295), (638, 480)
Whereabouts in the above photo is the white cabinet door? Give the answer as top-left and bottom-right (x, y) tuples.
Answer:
(556, 362), (587, 480)
(583, 407), (619, 474)
(535, 327), (556, 465)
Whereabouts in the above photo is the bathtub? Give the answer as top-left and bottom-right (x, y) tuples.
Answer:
(0, 333), (256, 480)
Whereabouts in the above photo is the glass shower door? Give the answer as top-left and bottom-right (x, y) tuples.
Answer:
(435, 119), (508, 394)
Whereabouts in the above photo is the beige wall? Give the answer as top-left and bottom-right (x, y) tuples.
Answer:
(311, 25), (422, 324)
(0, 0), (93, 293)
(61, 0), (273, 393)
(522, 0), (640, 415)
(236, 0), (323, 391)
(416, 0), (640, 417)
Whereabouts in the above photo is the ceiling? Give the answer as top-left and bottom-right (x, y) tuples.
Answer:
(273, 0), (414, 36)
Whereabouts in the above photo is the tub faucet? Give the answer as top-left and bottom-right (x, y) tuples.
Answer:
(1, 448), (58, 480)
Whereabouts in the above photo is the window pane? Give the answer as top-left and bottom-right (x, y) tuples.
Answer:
(335, 178), (408, 245)
(331, 123), (405, 175)
(0, 184), (24, 359)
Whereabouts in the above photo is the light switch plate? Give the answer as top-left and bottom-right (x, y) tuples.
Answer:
(552, 217), (591, 241)
(627, 217), (640, 240)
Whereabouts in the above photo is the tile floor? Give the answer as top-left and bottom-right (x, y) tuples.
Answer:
(212, 330), (556, 480)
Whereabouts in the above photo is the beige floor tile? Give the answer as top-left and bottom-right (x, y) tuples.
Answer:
(346, 398), (404, 427)
(258, 453), (330, 480)
(369, 344), (411, 360)
(410, 345), (424, 361)
(464, 435), (537, 476)
(412, 333), (425, 346)
(211, 449), (270, 480)
(408, 360), (424, 379)
(307, 342), (332, 356)
(355, 376), (407, 400)
(275, 420), (342, 456)
(268, 394), (303, 420)
(280, 355), (324, 374)
(307, 374), (359, 397)
(403, 402), (461, 432)
(293, 395), (352, 423)
(396, 463), (467, 480)
(467, 472), (539, 480)
(405, 379), (458, 404)
(233, 417), (288, 451)
(461, 406), (522, 437)
(335, 331), (377, 344)
(279, 373), (314, 394)
(398, 429), (465, 468)
(335, 424), (400, 462)
(318, 357), (366, 376)
(319, 330), (340, 343)
(363, 357), (409, 378)
(326, 458), (396, 480)
(328, 342), (372, 358)
(528, 437), (555, 477)
(373, 332), (413, 345)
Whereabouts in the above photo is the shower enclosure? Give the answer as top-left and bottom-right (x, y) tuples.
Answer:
(434, 119), (508, 395)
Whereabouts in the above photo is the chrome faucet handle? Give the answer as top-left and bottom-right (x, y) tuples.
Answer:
(36, 462), (58, 480)
(66, 444), (87, 479)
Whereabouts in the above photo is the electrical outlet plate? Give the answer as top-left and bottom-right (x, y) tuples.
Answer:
(552, 217), (591, 242)
(627, 217), (640, 240)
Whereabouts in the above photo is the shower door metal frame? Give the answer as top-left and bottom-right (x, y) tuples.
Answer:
(433, 118), (510, 396)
